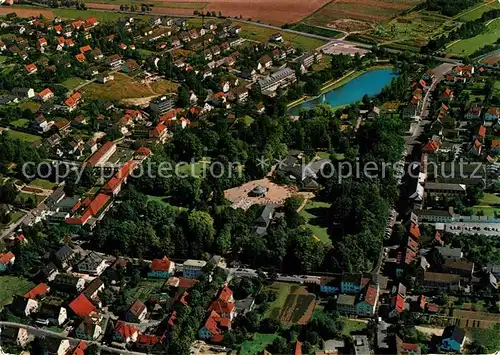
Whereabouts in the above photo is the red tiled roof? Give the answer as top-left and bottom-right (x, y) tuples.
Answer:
(75, 53), (86, 63)
(492, 140), (500, 149)
(392, 294), (404, 313)
(71, 341), (87, 355)
(426, 303), (439, 313)
(407, 236), (418, 252)
(114, 321), (138, 339)
(218, 285), (232, 302)
(136, 147), (151, 156)
(88, 193), (110, 215)
(128, 299), (146, 317)
(0, 251), (15, 265)
(85, 17), (98, 25)
(151, 256), (173, 271)
(25, 63), (37, 72)
(86, 141), (116, 167)
(69, 294), (96, 318)
(137, 334), (160, 346)
(167, 311), (177, 327)
(209, 300), (234, 315)
(422, 140), (439, 153)
(24, 283), (50, 299)
(179, 291), (189, 306)
(478, 125), (486, 137)
(203, 310), (222, 337)
(178, 278), (198, 289)
(54, 24), (62, 32)
(364, 284), (378, 306)
(402, 343), (420, 351)
(72, 20), (84, 28)
(488, 107), (500, 117)
(38, 88), (53, 98)
(441, 88), (454, 98)
(150, 123), (167, 137)
(103, 161), (138, 193)
(409, 222), (420, 239)
(295, 341), (302, 355)
(441, 103), (449, 111)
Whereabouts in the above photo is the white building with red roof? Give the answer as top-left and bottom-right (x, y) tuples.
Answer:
(147, 256), (175, 278)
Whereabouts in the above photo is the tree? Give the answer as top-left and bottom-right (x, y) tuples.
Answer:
(86, 344), (100, 355)
(186, 210), (215, 257)
(177, 85), (190, 107)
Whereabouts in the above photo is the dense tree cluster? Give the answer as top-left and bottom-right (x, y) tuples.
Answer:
(425, 0), (482, 16)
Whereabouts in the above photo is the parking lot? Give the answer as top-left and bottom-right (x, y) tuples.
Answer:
(443, 222), (500, 235)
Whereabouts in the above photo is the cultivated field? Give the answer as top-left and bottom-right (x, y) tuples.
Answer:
(265, 283), (316, 325)
(0, 6), (55, 18)
(372, 11), (458, 50)
(305, 0), (423, 28)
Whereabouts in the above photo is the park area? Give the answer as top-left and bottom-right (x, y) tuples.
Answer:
(0, 276), (35, 311)
(299, 199), (331, 245)
(0, 128), (41, 143)
(472, 193), (500, 217)
(445, 19), (500, 57)
(239, 333), (280, 355)
(264, 283), (316, 325)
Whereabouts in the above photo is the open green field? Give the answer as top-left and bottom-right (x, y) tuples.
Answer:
(494, 80), (500, 95)
(124, 279), (166, 303)
(264, 282), (315, 325)
(53, 8), (145, 22)
(340, 317), (367, 336)
(0, 276), (35, 310)
(290, 23), (343, 38)
(240, 333), (279, 355)
(82, 73), (151, 101)
(264, 282), (293, 318)
(15, 192), (45, 206)
(10, 118), (30, 128)
(472, 193), (500, 217)
(29, 179), (56, 189)
(17, 101), (40, 113)
(61, 76), (86, 90)
(299, 199), (332, 245)
(468, 325), (500, 353)
(458, 0), (500, 21)
(237, 22), (325, 51)
(2, 129), (41, 143)
(445, 19), (500, 57)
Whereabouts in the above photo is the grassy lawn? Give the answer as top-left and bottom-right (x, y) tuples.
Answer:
(150, 79), (179, 95)
(291, 23), (343, 38)
(0, 276), (35, 310)
(458, 0), (500, 21)
(147, 195), (171, 207)
(17, 101), (40, 113)
(61, 76), (86, 90)
(299, 199), (332, 245)
(9, 118), (30, 128)
(494, 80), (500, 95)
(240, 333), (279, 355)
(445, 19), (500, 57)
(9, 211), (25, 223)
(82, 73), (153, 101)
(468, 325), (500, 352)
(264, 282), (293, 319)
(237, 22), (325, 51)
(0, 55), (7, 63)
(341, 317), (367, 336)
(124, 279), (166, 303)
(15, 192), (45, 206)
(473, 193), (500, 216)
(29, 179), (56, 189)
(1, 129), (41, 143)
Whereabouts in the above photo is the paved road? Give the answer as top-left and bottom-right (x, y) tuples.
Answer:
(0, 322), (148, 355)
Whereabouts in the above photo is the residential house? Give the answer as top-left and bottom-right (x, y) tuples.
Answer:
(82, 278), (105, 300)
(150, 95), (176, 116)
(149, 123), (169, 143)
(113, 321), (139, 343)
(13, 87), (35, 99)
(53, 274), (86, 293)
(355, 283), (379, 317)
(440, 325), (465, 352)
(0, 327), (30, 348)
(341, 273), (370, 294)
(53, 244), (77, 269)
(11, 295), (38, 316)
(183, 259), (207, 279)
(106, 54), (123, 69)
(258, 55), (273, 73)
(77, 251), (107, 276)
(25, 63), (37, 74)
(148, 256), (175, 278)
(257, 67), (296, 93)
(24, 283), (50, 300)
(69, 294), (97, 319)
(421, 271), (460, 292)
(0, 251), (15, 272)
(124, 299), (147, 323)
(198, 310), (229, 342)
(485, 107), (500, 122)
(37, 88), (54, 102)
(75, 318), (102, 340)
(442, 259), (474, 282)
(37, 304), (67, 326)
(122, 59), (139, 73)
(269, 32), (283, 42)
(319, 276), (341, 294)
(37, 262), (59, 282)
(336, 294), (356, 315)
(465, 105), (482, 120)
(96, 72), (114, 84)
(396, 336), (421, 355)
(85, 141), (116, 167)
